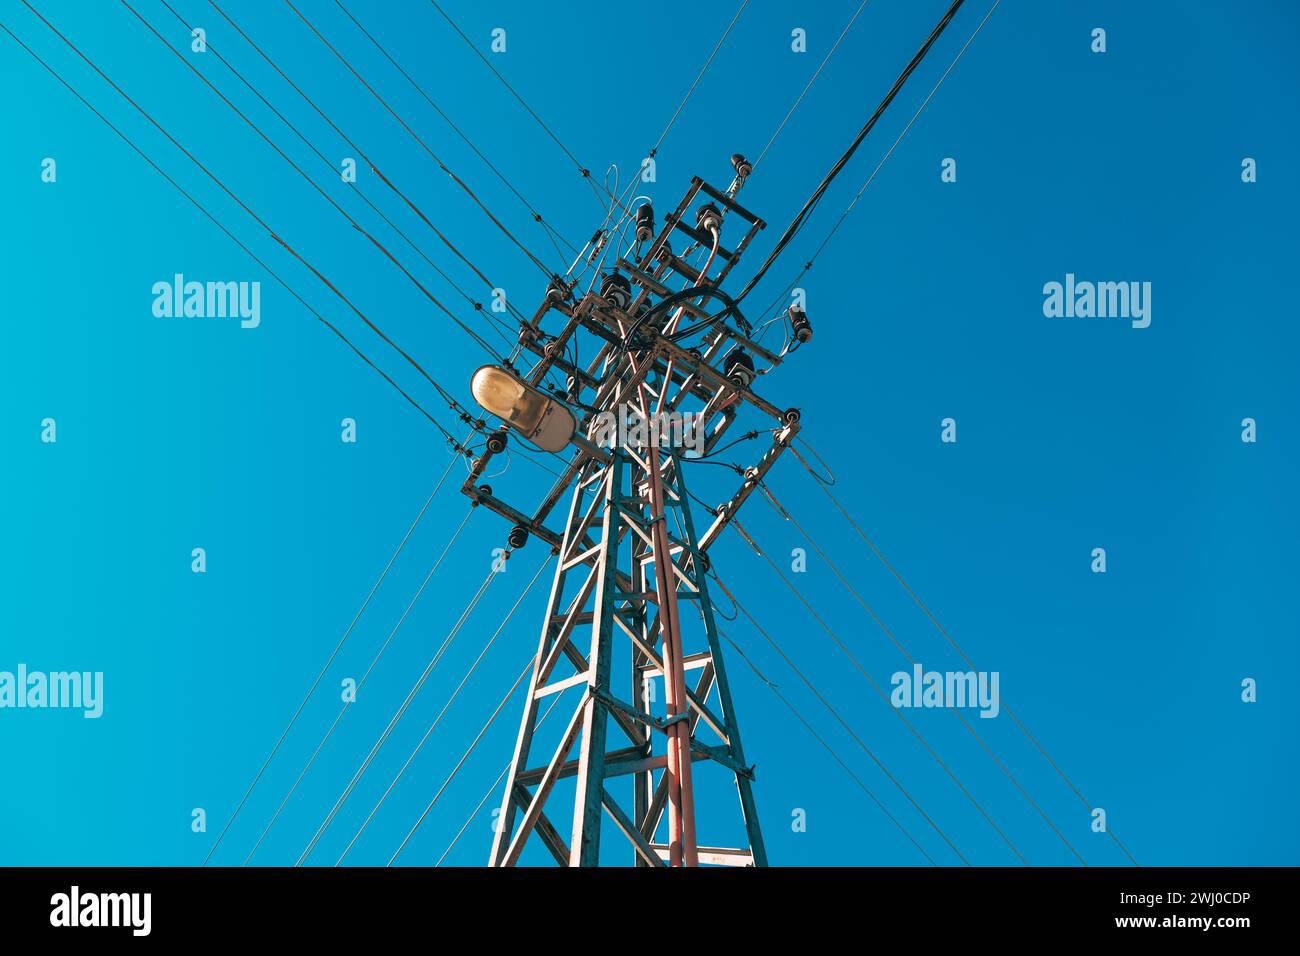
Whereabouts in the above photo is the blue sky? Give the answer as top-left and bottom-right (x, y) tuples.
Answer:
(1, 0), (1296, 867)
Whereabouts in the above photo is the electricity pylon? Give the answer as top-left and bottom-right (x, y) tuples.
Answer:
(464, 165), (806, 866)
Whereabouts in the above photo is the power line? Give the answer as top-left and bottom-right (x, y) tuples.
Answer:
(282, 0), (556, 282)
(759, 480), (1087, 865)
(650, 0), (750, 162)
(718, 626), (936, 865)
(755, 0), (1001, 322)
(331, 0), (579, 263)
(298, 558), (503, 865)
(389, 653), (535, 865)
(590, 0), (752, 280)
(788, 443), (1140, 866)
(20, 0), (475, 433)
(425, 0), (618, 215)
(200, 454), (459, 865)
(734, 0), (967, 304)
(0, 14), (463, 448)
(243, 507), (475, 863)
(156, 0), (524, 346)
(338, 551), (554, 864)
(710, 570), (969, 864)
(433, 687), (565, 867)
(752, 0), (871, 170)
(203, 0), (533, 338)
(124, 0), (511, 362)
(732, 517), (1027, 864)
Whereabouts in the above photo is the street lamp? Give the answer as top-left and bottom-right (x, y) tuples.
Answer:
(469, 365), (577, 453)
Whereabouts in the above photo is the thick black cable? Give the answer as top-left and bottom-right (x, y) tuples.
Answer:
(734, 0), (966, 304)
(754, 0), (1001, 324)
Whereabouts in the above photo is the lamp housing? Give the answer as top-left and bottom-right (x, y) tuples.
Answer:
(469, 365), (577, 453)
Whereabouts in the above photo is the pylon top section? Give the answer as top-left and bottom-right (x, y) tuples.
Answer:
(461, 164), (805, 554)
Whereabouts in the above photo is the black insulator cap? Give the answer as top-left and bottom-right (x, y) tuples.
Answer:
(789, 305), (813, 343)
(635, 204), (655, 242)
(724, 349), (756, 387)
(600, 272), (632, 311)
(696, 203), (723, 234)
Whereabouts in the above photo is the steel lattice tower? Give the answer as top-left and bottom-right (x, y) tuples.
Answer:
(488, 423), (765, 866)
(463, 169), (803, 866)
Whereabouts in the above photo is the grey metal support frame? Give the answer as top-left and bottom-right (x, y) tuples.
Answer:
(487, 443), (764, 867)
(473, 171), (798, 866)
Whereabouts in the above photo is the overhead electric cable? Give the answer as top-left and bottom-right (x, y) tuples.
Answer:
(0, 16), (462, 449)
(759, 480), (1087, 865)
(244, 508), (475, 863)
(719, 627), (936, 865)
(425, 0), (621, 215)
(157, 0), (525, 344)
(756, 0), (1001, 322)
(711, 570), (969, 865)
(433, 690), (565, 867)
(204, 0), (534, 333)
(734, 0), (967, 304)
(125, 0), (511, 361)
(731, 518), (1027, 864)
(389, 654), (536, 865)
(752, 0), (871, 170)
(589, 0), (751, 288)
(789, 444), (1140, 866)
(646, 0), (750, 160)
(298, 560), (504, 865)
(200, 455), (459, 865)
(20, 0), (474, 431)
(331, 0), (579, 263)
(283, 0), (555, 281)
(337, 552), (554, 864)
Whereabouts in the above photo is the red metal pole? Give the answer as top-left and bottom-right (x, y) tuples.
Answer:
(644, 436), (699, 867)
(619, 319), (701, 868)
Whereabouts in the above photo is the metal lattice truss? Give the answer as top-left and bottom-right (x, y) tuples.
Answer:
(488, 439), (766, 866)
(465, 174), (803, 866)
(461, 176), (801, 553)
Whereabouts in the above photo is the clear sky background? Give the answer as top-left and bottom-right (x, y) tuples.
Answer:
(1, 0), (1297, 867)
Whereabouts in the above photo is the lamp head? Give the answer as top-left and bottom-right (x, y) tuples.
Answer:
(469, 365), (576, 453)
